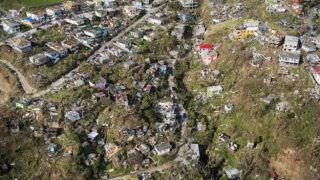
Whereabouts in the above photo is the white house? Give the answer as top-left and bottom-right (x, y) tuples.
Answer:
(62, 37), (79, 51)
(224, 168), (242, 179)
(88, 131), (99, 141)
(64, 17), (85, 26)
(103, 0), (117, 7)
(46, 6), (63, 18)
(45, 50), (60, 63)
(123, 5), (140, 18)
(283, 35), (300, 52)
(114, 40), (132, 52)
(154, 142), (172, 156)
(29, 53), (49, 66)
(207, 85), (223, 97)
(84, 27), (107, 38)
(26, 12), (46, 23)
(278, 51), (300, 66)
(46, 42), (68, 58)
(65, 111), (81, 122)
(179, 0), (199, 8)
(2, 20), (20, 34)
(148, 16), (164, 26)
(6, 37), (32, 53)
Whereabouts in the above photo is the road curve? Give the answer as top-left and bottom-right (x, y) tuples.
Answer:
(107, 162), (175, 180)
(33, 5), (165, 98)
(89, 4), (165, 61)
(0, 59), (37, 94)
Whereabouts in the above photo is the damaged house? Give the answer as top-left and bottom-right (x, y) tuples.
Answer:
(157, 101), (177, 126)
(179, 0), (199, 8)
(29, 53), (49, 66)
(6, 37), (32, 53)
(2, 19), (20, 34)
(278, 36), (301, 66)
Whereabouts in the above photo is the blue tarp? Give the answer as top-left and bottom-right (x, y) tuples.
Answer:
(23, 17), (34, 22)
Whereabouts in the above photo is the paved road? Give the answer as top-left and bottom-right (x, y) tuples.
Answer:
(107, 162), (175, 180)
(33, 5), (165, 98)
(89, 4), (165, 61)
(32, 66), (80, 98)
(0, 59), (37, 94)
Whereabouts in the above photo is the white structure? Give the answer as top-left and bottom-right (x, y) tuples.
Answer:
(123, 5), (140, 18)
(88, 131), (99, 141)
(154, 142), (172, 156)
(158, 101), (176, 125)
(46, 6), (63, 18)
(46, 42), (68, 57)
(283, 35), (300, 52)
(65, 111), (81, 122)
(2, 20), (20, 34)
(148, 16), (164, 26)
(102, 0), (117, 7)
(276, 101), (289, 112)
(224, 103), (234, 113)
(243, 19), (260, 31)
(84, 28), (107, 38)
(207, 85), (224, 97)
(224, 168), (242, 179)
(45, 50), (60, 63)
(179, 0), (199, 8)
(29, 53), (49, 66)
(6, 37), (32, 53)
(64, 17), (85, 26)
(114, 40), (132, 52)
(278, 51), (300, 65)
(176, 143), (200, 165)
(26, 12), (46, 23)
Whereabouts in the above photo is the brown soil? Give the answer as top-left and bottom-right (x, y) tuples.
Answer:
(270, 148), (315, 180)
(0, 65), (20, 104)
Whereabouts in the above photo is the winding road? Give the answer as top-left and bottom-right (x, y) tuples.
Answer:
(0, 59), (37, 94)
(32, 4), (165, 98)
(107, 162), (175, 180)
(89, 4), (165, 61)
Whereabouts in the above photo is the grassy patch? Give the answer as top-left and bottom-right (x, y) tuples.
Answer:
(0, 0), (63, 9)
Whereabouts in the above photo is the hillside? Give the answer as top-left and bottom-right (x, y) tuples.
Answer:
(0, 0), (320, 179)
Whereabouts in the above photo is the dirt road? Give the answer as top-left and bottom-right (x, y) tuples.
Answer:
(33, 5), (165, 98)
(107, 162), (175, 180)
(0, 71), (11, 93)
(0, 60), (37, 94)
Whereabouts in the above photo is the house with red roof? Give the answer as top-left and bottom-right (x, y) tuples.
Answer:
(292, 0), (303, 14)
(312, 66), (320, 85)
(198, 43), (217, 65)
(199, 43), (213, 51)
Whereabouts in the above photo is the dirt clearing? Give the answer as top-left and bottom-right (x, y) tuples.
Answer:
(270, 148), (316, 180)
(0, 65), (21, 104)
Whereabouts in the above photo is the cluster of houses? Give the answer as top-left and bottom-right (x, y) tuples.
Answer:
(227, 17), (320, 71)
(179, 0), (199, 8)
(3, 0), (320, 179)
(265, 0), (304, 14)
(229, 19), (263, 41)
(265, 0), (286, 13)
(1, 0), (160, 66)
(278, 33), (320, 90)
(90, 4), (196, 65)
(209, 1), (245, 24)
(5, 34), (80, 66)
